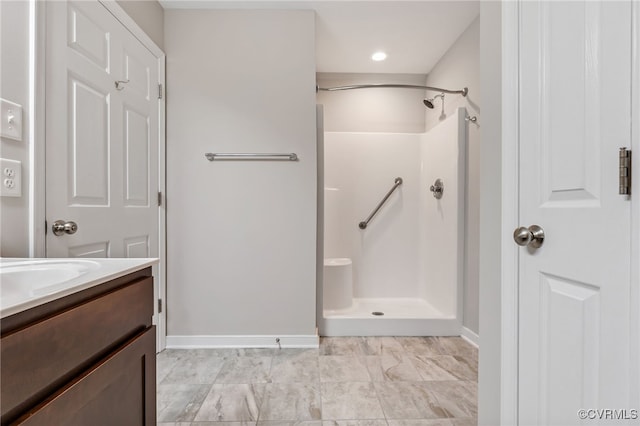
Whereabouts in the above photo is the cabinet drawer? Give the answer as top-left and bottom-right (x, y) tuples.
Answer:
(14, 327), (156, 426)
(1, 277), (153, 422)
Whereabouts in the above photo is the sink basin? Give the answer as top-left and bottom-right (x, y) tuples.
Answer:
(0, 257), (157, 318)
(0, 260), (100, 301)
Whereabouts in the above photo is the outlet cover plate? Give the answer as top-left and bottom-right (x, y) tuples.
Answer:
(0, 98), (23, 141)
(0, 158), (22, 197)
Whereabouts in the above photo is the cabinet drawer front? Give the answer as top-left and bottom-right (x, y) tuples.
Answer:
(1, 277), (153, 422)
(15, 327), (156, 426)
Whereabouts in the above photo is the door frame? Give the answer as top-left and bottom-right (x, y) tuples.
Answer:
(499, 0), (640, 422)
(29, 0), (167, 351)
(499, 1), (520, 423)
(630, 0), (640, 411)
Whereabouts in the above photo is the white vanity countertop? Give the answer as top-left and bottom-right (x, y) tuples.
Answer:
(0, 258), (158, 319)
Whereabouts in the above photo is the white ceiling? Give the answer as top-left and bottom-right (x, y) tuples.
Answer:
(159, 1), (480, 74)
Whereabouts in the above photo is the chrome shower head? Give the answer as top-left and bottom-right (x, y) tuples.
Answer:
(423, 92), (445, 109)
(423, 99), (435, 109)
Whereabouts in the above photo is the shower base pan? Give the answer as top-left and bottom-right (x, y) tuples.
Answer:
(321, 297), (460, 337)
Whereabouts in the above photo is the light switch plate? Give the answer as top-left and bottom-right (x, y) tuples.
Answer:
(0, 98), (23, 141)
(0, 158), (22, 197)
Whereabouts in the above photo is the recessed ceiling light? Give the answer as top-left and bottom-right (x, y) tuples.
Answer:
(371, 51), (387, 61)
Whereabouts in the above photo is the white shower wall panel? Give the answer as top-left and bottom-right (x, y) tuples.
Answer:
(324, 132), (422, 298)
(419, 109), (466, 317)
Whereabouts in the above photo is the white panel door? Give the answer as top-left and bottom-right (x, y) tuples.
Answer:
(518, 1), (632, 425)
(45, 1), (159, 260)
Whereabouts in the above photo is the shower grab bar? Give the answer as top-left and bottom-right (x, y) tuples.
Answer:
(205, 153), (298, 161)
(358, 177), (403, 230)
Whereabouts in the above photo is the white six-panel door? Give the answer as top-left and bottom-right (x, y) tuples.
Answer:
(517, 1), (632, 424)
(45, 1), (159, 260)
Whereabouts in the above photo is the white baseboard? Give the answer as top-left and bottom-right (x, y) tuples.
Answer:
(460, 326), (479, 347)
(166, 334), (319, 349)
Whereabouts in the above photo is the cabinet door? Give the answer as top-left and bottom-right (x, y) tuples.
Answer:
(15, 327), (156, 426)
(2, 277), (153, 422)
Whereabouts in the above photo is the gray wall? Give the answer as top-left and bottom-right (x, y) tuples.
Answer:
(424, 17), (480, 335)
(0, 1), (32, 257)
(164, 9), (318, 338)
(116, 0), (164, 49)
(316, 73), (427, 133)
(478, 2), (502, 424)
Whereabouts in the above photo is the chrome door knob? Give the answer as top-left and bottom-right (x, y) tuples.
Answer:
(513, 225), (544, 248)
(429, 178), (444, 199)
(52, 220), (78, 236)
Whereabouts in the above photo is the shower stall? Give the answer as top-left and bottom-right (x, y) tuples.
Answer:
(317, 105), (467, 336)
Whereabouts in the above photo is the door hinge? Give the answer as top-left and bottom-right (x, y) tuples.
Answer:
(45, 220), (48, 235)
(158, 298), (162, 313)
(158, 191), (162, 206)
(619, 147), (631, 195)
(158, 83), (163, 100)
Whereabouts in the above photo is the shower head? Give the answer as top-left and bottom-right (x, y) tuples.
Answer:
(423, 93), (445, 109)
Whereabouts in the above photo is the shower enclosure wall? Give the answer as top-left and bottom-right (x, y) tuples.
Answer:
(318, 107), (467, 336)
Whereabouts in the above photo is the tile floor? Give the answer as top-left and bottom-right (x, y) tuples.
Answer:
(157, 336), (478, 426)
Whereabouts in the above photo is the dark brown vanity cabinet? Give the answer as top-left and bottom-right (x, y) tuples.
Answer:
(0, 267), (156, 426)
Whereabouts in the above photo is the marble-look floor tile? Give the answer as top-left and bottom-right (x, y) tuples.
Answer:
(234, 348), (278, 357)
(410, 356), (469, 381)
(159, 349), (194, 359)
(319, 356), (371, 382)
(321, 382), (384, 420)
(270, 350), (320, 383)
(272, 348), (320, 358)
(194, 383), (264, 422)
(158, 342), (477, 425)
(319, 337), (365, 356)
(172, 348), (277, 358)
(423, 381), (477, 419)
(365, 355), (421, 382)
(157, 383), (211, 422)
(155, 423), (192, 426)
(451, 356), (477, 382)
(449, 419), (477, 426)
(387, 420), (453, 426)
(161, 355), (226, 385)
(157, 352), (182, 383)
(360, 337), (406, 356)
(374, 382), (448, 420)
(395, 337), (442, 356)
(190, 423), (257, 426)
(215, 356), (272, 384)
(258, 383), (322, 421)
(322, 421), (387, 426)
(435, 338), (477, 360)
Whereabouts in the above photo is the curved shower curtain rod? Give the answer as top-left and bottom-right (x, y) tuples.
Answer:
(316, 83), (468, 97)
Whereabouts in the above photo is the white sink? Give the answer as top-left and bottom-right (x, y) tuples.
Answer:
(0, 260), (100, 300)
(0, 257), (158, 318)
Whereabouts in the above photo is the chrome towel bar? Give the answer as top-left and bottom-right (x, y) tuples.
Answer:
(359, 177), (403, 230)
(205, 153), (298, 161)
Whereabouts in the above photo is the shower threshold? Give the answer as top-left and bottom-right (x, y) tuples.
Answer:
(321, 298), (459, 337)
(324, 297), (446, 319)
